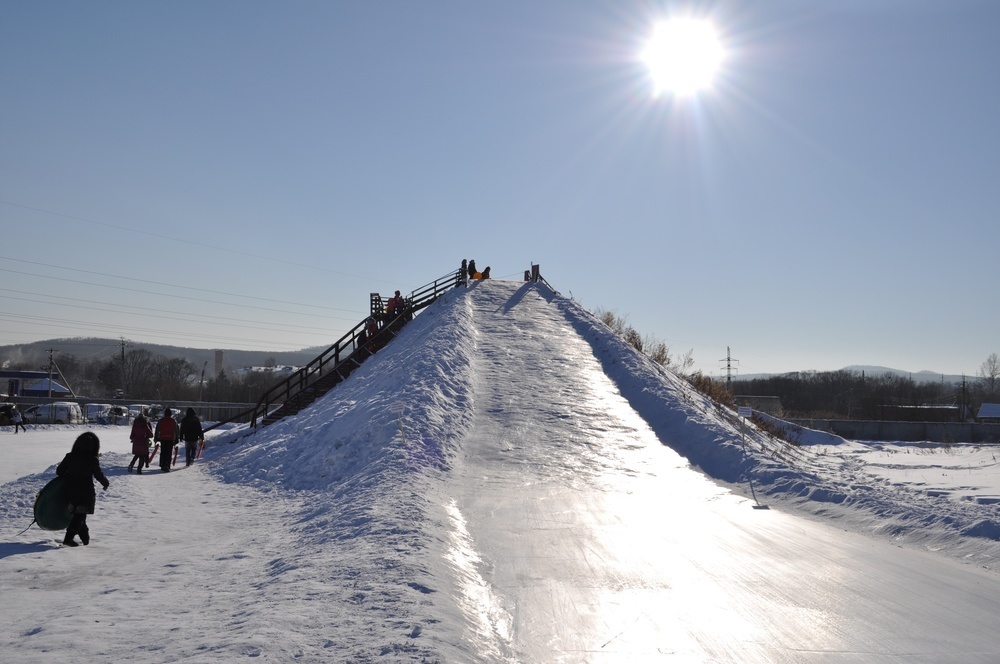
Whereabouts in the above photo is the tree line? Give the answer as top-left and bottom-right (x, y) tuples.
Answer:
(4, 347), (287, 404)
(592, 308), (999, 421)
(726, 355), (999, 420)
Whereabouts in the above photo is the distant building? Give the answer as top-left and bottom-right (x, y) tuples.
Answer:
(234, 365), (299, 377)
(23, 378), (72, 398)
(0, 370), (71, 398)
(876, 404), (962, 423)
(977, 403), (1000, 423)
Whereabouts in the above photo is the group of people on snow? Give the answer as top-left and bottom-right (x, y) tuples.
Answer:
(52, 406), (206, 547)
(129, 407), (204, 473)
(459, 259), (491, 283)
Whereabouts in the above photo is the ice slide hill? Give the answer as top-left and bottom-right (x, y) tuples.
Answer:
(205, 278), (1000, 654)
(213, 276), (759, 511)
(218, 277), (1000, 567)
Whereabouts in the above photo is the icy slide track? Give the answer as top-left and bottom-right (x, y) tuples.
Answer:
(437, 283), (1000, 662)
(3, 279), (1000, 662)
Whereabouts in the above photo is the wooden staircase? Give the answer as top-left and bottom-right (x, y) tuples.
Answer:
(258, 321), (397, 426)
(205, 268), (463, 434)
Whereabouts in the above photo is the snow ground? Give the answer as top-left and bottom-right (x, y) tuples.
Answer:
(3, 279), (1000, 662)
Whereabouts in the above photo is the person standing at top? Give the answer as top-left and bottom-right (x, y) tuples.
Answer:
(154, 408), (178, 472)
(128, 412), (153, 473)
(56, 431), (110, 547)
(180, 407), (204, 467)
(468, 259), (477, 278)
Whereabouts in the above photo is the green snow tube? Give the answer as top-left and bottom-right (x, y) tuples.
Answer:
(34, 476), (71, 531)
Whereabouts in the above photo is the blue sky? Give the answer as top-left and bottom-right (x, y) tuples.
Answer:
(2, 1), (997, 377)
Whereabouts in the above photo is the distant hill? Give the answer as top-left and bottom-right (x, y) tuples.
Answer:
(734, 365), (969, 384)
(844, 365), (969, 384)
(3, 340), (974, 387)
(0, 337), (324, 373)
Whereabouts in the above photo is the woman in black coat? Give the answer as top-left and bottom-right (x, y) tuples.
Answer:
(179, 407), (204, 467)
(56, 431), (110, 546)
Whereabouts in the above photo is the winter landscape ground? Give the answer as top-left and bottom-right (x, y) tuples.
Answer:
(3, 279), (1000, 662)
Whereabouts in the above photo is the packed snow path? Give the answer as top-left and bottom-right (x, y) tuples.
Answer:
(4, 279), (1000, 662)
(0, 462), (327, 661)
(444, 282), (1000, 662)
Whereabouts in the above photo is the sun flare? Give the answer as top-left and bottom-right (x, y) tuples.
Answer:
(642, 18), (725, 97)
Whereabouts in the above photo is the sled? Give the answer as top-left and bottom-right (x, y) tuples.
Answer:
(33, 476), (71, 531)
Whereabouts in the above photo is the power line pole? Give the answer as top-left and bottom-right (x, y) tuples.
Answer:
(719, 346), (739, 390)
(50, 356), (78, 398)
(961, 375), (968, 421)
(119, 337), (129, 398)
(45, 348), (57, 399)
(199, 361), (208, 402)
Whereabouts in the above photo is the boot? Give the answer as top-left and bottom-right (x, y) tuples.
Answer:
(79, 529), (90, 546)
(63, 533), (78, 547)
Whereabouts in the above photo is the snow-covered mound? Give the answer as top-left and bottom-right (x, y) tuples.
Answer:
(210, 280), (1000, 568)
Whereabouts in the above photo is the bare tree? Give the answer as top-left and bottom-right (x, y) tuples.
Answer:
(121, 349), (158, 398)
(673, 349), (695, 374)
(593, 307), (695, 373)
(979, 353), (1000, 400)
(152, 357), (196, 399)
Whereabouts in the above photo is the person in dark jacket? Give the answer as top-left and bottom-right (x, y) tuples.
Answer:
(56, 431), (109, 547)
(128, 412), (154, 473)
(154, 408), (178, 472)
(179, 407), (204, 467)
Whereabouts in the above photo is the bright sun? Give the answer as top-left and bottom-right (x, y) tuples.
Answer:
(642, 18), (725, 97)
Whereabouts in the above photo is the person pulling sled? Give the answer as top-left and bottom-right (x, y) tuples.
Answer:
(55, 432), (110, 546)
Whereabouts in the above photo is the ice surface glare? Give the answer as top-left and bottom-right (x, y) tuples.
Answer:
(579, 453), (768, 658)
(446, 281), (782, 659)
(444, 499), (516, 662)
